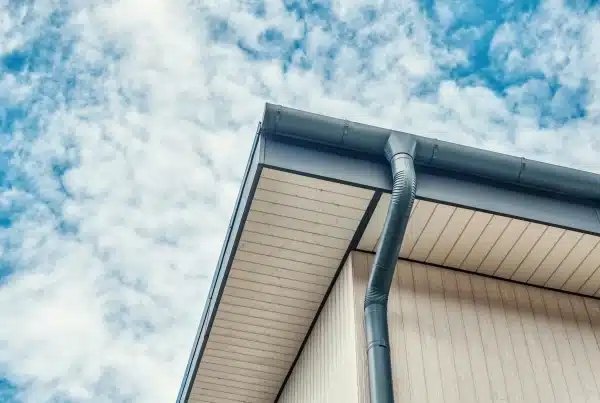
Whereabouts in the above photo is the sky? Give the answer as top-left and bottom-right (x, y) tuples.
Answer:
(1, 0), (600, 402)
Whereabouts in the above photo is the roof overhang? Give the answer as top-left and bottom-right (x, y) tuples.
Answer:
(177, 105), (600, 403)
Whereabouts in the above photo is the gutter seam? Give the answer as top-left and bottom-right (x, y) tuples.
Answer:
(517, 158), (526, 182)
(341, 120), (350, 146)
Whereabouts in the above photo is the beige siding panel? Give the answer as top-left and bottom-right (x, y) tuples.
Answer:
(197, 362), (282, 386)
(229, 267), (327, 296)
(194, 376), (277, 398)
(203, 348), (290, 372)
(455, 271), (494, 403)
(409, 204), (455, 262)
(497, 281), (542, 403)
(351, 252), (372, 403)
(208, 334), (297, 359)
(257, 177), (371, 209)
(278, 254), (360, 403)
(570, 298), (600, 393)
(218, 303), (312, 328)
(250, 199), (358, 230)
(260, 167), (374, 200)
(350, 252), (600, 403)
(462, 214), (510, 272)
(238, 241), (340, 269)
(243, 219), (350, 250)
(228, 266), (328, 297)
(564, 243), (600, 295)
(527, 287), (572, 402)
(230, 259), (332, 287)
(425, 208), (474, 266)
(219, 292), (315, 319)
(469, 275), (511, 403)
(485, 278), (528, 403)
(508, 226), (565, 283)
(399, 200), (437, 257)
(195, 367), (280, 389)
(213, 312), (306, 342)
(477, 219), (529, 275)
(372, 199), (421, 254)
(233, 250), (336, 278)
(210, 326), (299, 349)
(413, 263), (446, 401)
(189, 170), (372, 403)
(246, 210), (354, 241)
(440, 269), (479, 402)
(443, 211), (493, 268)
(254, 188), (365, 220)
(494, 222), (547, 279)
(427, 265), (461, 402)
(512, 285), (556, 403)
(522, 229), (578, 285)
(221, 285), (320, 312)
(195, 387), (266, 403)
(224, 277), (323, 306)
(358, 193), (391, 251)
(544, 234), (600, 290)
(240, 231), (345, 260)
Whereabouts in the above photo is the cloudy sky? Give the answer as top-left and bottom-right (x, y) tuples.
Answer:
(1, 0), (600, 402)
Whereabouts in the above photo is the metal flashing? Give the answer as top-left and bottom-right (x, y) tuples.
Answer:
(176, 130), (263, 403)
(262, 103), (600, 205)
(260, 133), (600, 236)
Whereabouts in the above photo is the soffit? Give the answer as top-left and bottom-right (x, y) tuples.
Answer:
(188, 168), (373, 402)
(359, 196), (600, 297)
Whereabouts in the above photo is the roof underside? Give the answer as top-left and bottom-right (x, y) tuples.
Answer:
(188, 169), (374, 402)
(187, 168), (600, 403)
(180, 104), (600, 403)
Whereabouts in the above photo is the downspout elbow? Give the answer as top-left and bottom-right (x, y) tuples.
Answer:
(364, 132), (417, 403)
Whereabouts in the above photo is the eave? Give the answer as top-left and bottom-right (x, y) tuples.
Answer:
(177, 105), (600, 403)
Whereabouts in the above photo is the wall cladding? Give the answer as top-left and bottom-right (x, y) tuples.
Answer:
(351, 251), (600, 403)
(277, 255), (360, 403)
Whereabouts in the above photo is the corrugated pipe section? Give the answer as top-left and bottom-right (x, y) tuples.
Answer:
(364, 133), (417, 403)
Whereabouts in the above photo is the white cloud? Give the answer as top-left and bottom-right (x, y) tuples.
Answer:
(1, 0), (600, 402)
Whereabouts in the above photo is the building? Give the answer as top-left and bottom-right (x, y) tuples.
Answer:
(176, 104), (600, 403)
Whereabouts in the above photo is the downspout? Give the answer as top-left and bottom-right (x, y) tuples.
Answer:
(364, 133), (417, 403)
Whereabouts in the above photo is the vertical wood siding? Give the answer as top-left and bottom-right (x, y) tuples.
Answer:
(277, 255), (360, 403)
(351, 251), (600, 403)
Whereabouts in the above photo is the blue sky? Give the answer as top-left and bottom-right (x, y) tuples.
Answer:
(1, 0), (600, 402)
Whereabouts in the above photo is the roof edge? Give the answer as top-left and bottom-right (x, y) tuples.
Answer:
(176, 125), (263, 403)
(262, 103), (600, 204)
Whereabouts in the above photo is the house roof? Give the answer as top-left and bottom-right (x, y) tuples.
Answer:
(177, 104), (600, 403)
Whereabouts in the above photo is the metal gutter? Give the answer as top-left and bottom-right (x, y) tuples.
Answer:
(262, 103), (600, 205)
